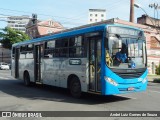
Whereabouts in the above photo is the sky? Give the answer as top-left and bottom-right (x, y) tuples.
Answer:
(0, 0), (160, 29)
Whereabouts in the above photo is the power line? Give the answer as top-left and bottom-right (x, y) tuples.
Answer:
(0, 0), (133, 28)
(107, 0), (129, 12)
(0, 0), (130, 24)
(0, 7), (85, 21)
(103, 0), (128, 9)
(0, 12), (85, 26)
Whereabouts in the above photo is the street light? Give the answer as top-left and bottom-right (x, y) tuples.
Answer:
(134, 3), (156, 27)
(135, 3), (160, 75)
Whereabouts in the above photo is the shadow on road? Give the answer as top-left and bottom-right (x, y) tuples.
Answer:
(0, 79), (130, 105)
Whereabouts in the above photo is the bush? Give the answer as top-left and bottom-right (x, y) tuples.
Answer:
(155, 64), (160, 75)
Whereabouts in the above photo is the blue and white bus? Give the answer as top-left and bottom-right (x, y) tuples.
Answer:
(11, 20), (148, 97)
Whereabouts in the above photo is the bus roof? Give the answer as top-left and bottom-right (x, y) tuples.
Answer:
(12, 24), (107, 47)
(12, 18), (143, 47)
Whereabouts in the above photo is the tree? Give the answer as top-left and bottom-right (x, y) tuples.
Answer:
(0, 27), (30, 49)
(155, 64), (160, 75)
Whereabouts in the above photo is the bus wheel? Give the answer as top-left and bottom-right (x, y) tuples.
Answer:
(69, 77), (81, 98)
(24, 72), (30, 86)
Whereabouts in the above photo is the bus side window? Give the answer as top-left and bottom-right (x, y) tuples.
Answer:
(69, 35), (86, 58)
(12, 47), (15, 59)
(55, 39), (68, 57)
(44, 40), (55, 58)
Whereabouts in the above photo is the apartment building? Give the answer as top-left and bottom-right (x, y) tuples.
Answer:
(7, 15), (30, 32)
(88, 9), (106, 24)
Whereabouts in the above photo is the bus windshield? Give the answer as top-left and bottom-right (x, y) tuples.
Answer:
(106, 27), (147, 69)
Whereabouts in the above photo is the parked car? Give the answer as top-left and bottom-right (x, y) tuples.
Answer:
(0, 62), (10, 70)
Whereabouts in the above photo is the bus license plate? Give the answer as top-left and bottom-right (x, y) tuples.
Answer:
(128, 87), (134, 91)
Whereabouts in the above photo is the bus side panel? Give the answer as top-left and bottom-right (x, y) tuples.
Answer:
(60, 58), (88, 92)
(42, 58), (59, 86)
(18, 59), (34, 82)
(42, 58), (88, 93)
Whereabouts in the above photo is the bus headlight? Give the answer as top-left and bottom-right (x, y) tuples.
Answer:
(142, 77), (147, 84)
(104, 76), (118, 86)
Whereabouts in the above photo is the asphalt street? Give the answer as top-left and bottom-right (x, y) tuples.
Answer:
(0, 70), (160, 120)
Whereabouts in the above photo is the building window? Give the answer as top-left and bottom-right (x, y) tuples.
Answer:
(47, 30), (52, 34)
(90, 14), (92, 16)
(49, 21), (54, 26)
(101, 14), (104, 17)
(90, 19), (92, 22)
(95, 14), (97, 17)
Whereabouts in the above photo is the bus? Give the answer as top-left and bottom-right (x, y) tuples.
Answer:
(11, 19), (148, 98)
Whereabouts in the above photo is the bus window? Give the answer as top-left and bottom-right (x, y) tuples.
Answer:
(12, 47), (15, 59)
(44, 40), (55, 58)
(20, 45), (27, 59)
(26, 44), (34, 59)
(55, 39), (68, 57)
(69, 36), (86, 58)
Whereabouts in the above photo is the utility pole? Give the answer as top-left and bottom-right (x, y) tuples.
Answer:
(130, 0), (135, 23)
(149, 3), (160, 27)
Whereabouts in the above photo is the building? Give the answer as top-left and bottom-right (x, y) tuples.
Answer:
(88, 9), (106, 24)
(7, 15), (30, 32)
(26, 19), (64, 39)
(137, 15), (160, 28)
(0, 43), (11, 63)
(137, 15), (160, 74)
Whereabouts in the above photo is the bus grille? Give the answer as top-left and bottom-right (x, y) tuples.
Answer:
(116, 72), (143, 79)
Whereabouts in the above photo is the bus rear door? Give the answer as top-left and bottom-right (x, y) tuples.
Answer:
(15, 48), (20, 78)
(34, 45), (43, 83)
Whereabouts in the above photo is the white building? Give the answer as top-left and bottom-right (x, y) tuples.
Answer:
(7, 15), (30, 32)
(88, 9), (106, 24)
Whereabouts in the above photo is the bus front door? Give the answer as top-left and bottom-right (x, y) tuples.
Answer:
(34, 45), (42, 83)
(88, 37), (101, 92)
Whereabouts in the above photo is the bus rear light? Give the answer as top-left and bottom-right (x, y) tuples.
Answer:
(104, 76), (118, 86)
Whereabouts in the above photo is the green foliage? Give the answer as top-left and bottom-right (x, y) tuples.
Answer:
(155, 64), (160, 75)
(0, 27), (30, 49)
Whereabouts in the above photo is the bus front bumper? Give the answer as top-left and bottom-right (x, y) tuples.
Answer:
(102, 77), (148, 95)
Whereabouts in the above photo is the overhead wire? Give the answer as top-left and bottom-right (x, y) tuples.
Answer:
(0, 0), (133, 28)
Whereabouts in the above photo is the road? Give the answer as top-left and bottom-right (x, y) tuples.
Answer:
(0, 70), (160, 120)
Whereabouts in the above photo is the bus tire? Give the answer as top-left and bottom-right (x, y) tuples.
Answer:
(69, 77), (81, 98)
(24, 72), (30, 86)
